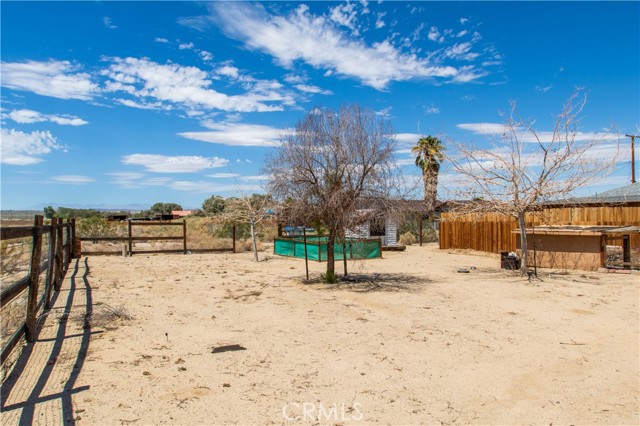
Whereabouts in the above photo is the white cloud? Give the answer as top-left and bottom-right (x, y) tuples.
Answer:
(396, 157), (417, 166)
(0, 128), (65, 165)
(1, 60), (98, 100)
(210, 3), (469, 90)
(457, 123), (620, 143)
(240, 174), (270, 181)
(395, 132), (422, 145)
(535, 84), (553, 93)
(122, 154), (229, 173)
(460, 17), (469, 25)
(457, 123), (508, 135)
(179, 122), (286, 147)
(103, 57), (289, 113)
(330, 2), (359, 33)
(7, 109), (88, 126)
(107, 172), (172, 189)
(375, 106), (392, 116)
(103, 17), (117, 29)
(424, 105), (440, 114)
(294, 84), (333, 95)
(178, 42), (194, 50)
(208, 172), (240, 178)
(375, 11), (386, 29)
(445, 42), (479, 61)
(168, 180), (262, 193)
(427, 26), (444, 43)
(51, 175), (95, 184)
(217, 64), (239, 79)
(199, 50), (213, 61)
(154, 37), (170, 43)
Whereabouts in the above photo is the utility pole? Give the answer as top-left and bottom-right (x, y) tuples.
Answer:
(626, 134), (638, 183)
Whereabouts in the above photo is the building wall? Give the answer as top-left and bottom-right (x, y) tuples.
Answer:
(516, 234), (602, 271)
(346, 222), (370, 239)
(440, 204), (640, 253)
(385, 218), (398, 246)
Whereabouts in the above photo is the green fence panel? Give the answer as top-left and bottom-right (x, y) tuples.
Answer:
(274, 237), (381, 261)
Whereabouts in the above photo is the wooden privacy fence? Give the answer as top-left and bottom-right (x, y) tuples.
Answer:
(1, 216), (76, 363)
(440, 205), (640, 253)
(79, 220), (237, 255)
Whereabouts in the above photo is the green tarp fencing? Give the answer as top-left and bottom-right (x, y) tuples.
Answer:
(274, 237), (381, 261)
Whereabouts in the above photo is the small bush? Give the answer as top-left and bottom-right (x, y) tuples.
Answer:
(242, 239), (265, 252)
(399, 231), (417, 246)
(321, 271), (338, 283)
(422, 227), (439, 243)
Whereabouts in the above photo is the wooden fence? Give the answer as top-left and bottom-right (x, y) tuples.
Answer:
(78, 221), (237, 255)
(1, 216), (76, 363)
(440, 205), (640, 253)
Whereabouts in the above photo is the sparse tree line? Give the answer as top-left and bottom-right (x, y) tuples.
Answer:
(44, 92), (620, 277)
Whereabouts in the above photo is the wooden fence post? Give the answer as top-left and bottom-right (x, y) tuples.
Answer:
(54, 221), (64, 291)
(232, 225), (236, 253)
(70, 218), (76, 258)
(419, 214), (423, 247)
(128, 220), (133, 256)
(65, 218), (72, 266)
(183, 220), (187, 254)
(44, 217), (58, 309)
(26, 215), (44, 342)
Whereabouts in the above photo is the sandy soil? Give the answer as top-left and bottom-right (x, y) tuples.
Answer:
(4, 244), (640, 425)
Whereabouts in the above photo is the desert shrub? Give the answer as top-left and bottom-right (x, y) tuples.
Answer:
(399, 231), (417, 246)
(421, 227), (439, 243)
(76, 218), (126, 238)
(242, 239), (265, 252)
(321, 271), (338, 283)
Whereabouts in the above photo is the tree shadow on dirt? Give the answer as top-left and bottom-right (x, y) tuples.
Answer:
(305, 273), (430, 293)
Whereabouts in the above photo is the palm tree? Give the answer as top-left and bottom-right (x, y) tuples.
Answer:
(412, 135), (444, 213)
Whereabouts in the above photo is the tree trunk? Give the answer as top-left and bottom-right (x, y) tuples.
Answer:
(250, 221), (258, 262)
(423, 166), (439, 213)
(518, 212), (528, 276)
(326, 228), (336, 279)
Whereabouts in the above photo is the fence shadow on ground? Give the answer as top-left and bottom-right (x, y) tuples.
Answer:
(307, 273), (429, 293)
(0, 258), (93, 426)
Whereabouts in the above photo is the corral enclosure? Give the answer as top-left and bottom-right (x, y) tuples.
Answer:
(1, 246), (638, 425)
(77, 217), (278, 255)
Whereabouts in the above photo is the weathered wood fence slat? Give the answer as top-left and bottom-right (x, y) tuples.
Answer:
(1, 216), (76, 364)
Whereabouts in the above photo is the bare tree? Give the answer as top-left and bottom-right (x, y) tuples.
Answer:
(266, 104), (398, 282)
(224, 194), (273, 262)
(447, 91), (619, 275)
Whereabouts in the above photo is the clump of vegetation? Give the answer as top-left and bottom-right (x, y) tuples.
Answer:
(399, 231), (417, 246)
(321, 271), (338, 284)
(421, 227), (439, 243)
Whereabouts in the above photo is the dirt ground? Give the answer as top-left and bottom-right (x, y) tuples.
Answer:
(2, 244), (639, 425)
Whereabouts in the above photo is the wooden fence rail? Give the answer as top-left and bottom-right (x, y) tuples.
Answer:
(1, 216), (76, 364)
(78, 221), (237, 256)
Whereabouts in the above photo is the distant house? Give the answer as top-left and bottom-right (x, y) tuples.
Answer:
(346, 199), (445, 247)
(171, 210), (193, 218)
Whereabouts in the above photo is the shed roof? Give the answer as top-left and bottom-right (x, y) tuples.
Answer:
(545, 182), (640, 206)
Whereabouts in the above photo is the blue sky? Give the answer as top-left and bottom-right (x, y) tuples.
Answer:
(1, 1), (638, 210)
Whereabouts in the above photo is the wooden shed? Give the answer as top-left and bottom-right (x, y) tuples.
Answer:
(515, 225), (640, 271)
